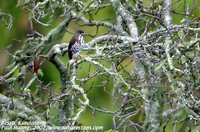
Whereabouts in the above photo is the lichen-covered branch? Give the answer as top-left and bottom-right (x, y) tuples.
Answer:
(0, 94), (43, 121)
(109, 0), (138, 39)
(0, 0), (199, 131)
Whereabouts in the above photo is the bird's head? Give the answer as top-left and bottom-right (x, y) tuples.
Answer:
(76, 29), (84, 35)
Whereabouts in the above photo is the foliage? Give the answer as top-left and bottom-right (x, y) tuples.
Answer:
(0, 0), (200, 131)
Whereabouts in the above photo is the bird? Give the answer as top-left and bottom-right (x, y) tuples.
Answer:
(68, 29), (84, 64)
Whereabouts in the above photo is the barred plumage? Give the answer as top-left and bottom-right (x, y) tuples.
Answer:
(68, 30), (84, 60)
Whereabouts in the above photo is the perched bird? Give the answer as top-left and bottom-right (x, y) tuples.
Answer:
(68, 29), (84, 64)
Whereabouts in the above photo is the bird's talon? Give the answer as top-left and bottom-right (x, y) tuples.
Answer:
(80, 54), (86, 58)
